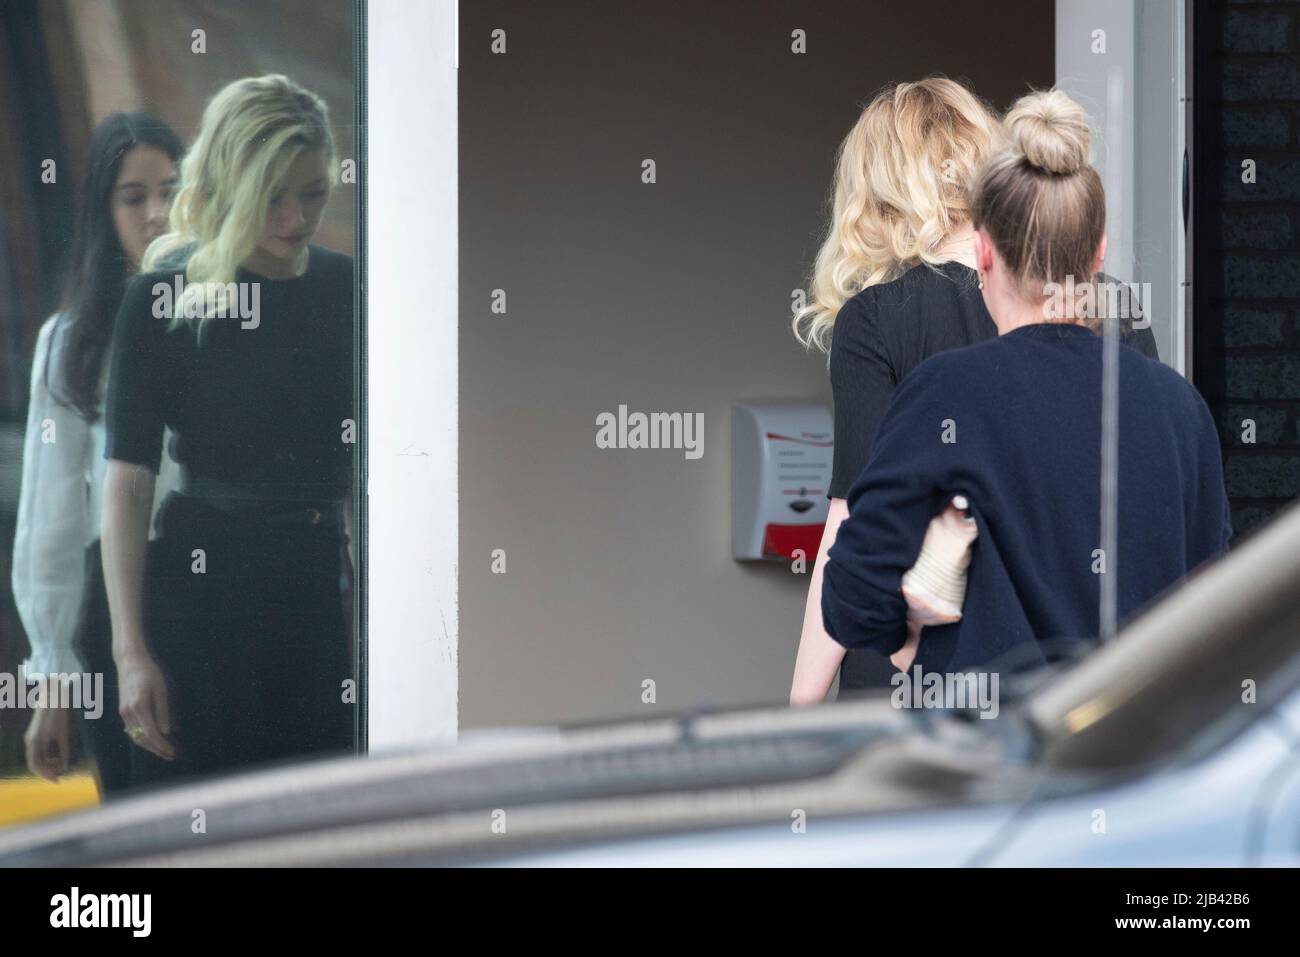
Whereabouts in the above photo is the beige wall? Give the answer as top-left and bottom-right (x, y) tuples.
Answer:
(459, 0), (1055, 728)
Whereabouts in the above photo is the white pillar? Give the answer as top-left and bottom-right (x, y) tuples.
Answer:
(366, 0), (459, 749)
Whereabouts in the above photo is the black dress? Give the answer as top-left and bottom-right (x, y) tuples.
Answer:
(102, 245), (355, 789)
(827, 261), (1158, 695)
(72, 542), (132, 795)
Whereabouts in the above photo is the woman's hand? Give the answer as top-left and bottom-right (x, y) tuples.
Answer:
(115, 648), (175, 761)
(24, 689), (76, 782)
(790, 498), (853, 706)
(890, 620), (922, 673)
(902, 496), (978, 626)
(103, 460), (173, 760)
(894, 496), (978, 672)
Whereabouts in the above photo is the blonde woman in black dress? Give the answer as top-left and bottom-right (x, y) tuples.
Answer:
(101, 75), (355, 786)
(789, 77), (1003, 703)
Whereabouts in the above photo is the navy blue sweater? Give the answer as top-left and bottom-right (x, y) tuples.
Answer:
(822, 322), (1232, 675)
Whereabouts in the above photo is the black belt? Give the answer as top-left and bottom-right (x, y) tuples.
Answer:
(178, 467), (343, 528)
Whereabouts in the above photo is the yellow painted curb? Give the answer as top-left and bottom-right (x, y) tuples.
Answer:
(0, 773), (101, 828)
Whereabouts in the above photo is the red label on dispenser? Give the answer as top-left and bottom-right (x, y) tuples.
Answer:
(762, 523), (824, 560)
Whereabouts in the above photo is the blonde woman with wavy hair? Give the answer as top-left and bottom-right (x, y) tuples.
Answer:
(793, 76), (1001, 352)
(145, 74), (337, 337)
(101, 74), (356, 789)
(790, 76), (1004, 704)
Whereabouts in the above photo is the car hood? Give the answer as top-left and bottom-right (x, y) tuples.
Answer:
(0, 696), (1048, 866)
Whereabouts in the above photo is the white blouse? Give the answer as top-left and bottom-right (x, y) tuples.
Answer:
(11, 313), (179, 675)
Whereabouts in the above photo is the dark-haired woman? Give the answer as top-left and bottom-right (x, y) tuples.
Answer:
(15, 112), (183, 796)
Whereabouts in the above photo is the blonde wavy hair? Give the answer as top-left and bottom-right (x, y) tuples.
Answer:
(793, 76), (1002, 353)
(143, 74), (335, 336)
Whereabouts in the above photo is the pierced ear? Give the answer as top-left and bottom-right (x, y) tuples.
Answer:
(973, 229), (994, 272)
(1091, 234), (1108, 275)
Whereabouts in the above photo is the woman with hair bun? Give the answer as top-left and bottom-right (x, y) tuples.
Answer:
(101, 75), (355, 788)
(820, 89), (1231, 676)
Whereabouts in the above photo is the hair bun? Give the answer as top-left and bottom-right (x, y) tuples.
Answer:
(1004, 89), (1091, 175)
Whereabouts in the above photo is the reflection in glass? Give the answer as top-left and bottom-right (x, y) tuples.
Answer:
(1, 0), (358, 825)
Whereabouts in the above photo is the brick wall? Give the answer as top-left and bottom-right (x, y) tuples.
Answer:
(1199, 0), (1300, 540)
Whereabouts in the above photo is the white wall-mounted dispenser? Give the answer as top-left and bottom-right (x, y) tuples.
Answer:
(732, 400), (833, 561)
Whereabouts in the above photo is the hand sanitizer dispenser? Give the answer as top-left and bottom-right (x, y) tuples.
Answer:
(733, 400), (833, 561)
